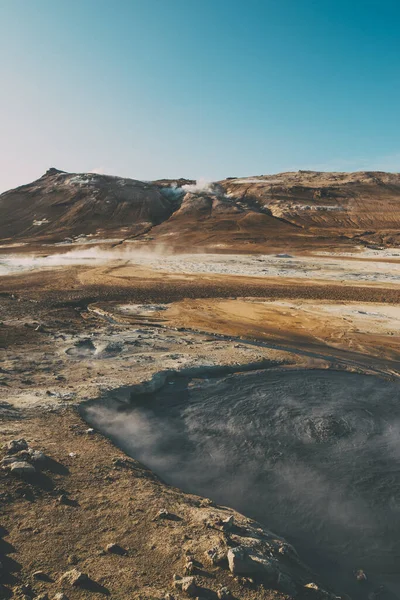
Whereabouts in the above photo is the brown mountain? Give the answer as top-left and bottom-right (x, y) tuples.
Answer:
(219, 170), (400, 248)
(1, 168), (400, 251)
(0, 168), (174, 243)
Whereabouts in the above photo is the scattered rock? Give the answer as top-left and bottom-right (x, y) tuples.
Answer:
(184, 560), (194, 575)
(205, 545), (227, 566)
(305, 583), (320, 591)
(53, 594), (69, 600)
(236, 576), (254, 587)
(10, 461), (36, 476)
(36, 594), (49, 600)
(217, 587), (231, 599)
(32, 570), (48, 580)
(60, 569), (89, 587)
(155, 508), (171, 520)
(199, 498), (215, 507)
(28, 450), (48, 465)
(227, 546), (277, 579)
(303, 582), (336, 599)
(57, 494), (70, 505)
(105, 542), (127, 555)
(1, 456), (17, 467)
(278, 542), (298, 557)
(173, 575), (198, 597)
(182, 578), (198, 597)
(355, 569), (367, 582)
(15, 450), (32, 461)
(5, 438), (28, 454)
(221, 515), (234, 531)
(85, 428), (95, 435)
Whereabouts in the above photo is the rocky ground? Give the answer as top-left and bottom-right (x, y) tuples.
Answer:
(1, 252), (399, 599)
(2, 409), (323, 600)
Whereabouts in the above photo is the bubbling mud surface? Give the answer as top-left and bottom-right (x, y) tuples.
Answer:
(84, 369), (400, 597)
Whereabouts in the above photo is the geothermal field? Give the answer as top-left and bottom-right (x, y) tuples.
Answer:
(1, 169), (400, 600)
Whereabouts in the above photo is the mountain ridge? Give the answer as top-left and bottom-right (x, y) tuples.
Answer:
(2, 168), (400, 250)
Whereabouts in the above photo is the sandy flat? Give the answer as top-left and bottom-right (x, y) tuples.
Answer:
(2, 248), (400, 286)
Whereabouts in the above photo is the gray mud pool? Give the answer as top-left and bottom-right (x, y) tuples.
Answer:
(83, 369), (400, 598)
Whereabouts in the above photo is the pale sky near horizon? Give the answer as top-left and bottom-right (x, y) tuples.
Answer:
(1, 0), (400, 193)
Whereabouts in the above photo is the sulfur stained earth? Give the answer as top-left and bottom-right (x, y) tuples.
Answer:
(1, 252), (400, 599)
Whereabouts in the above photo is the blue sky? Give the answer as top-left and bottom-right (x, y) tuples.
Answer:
(1, 0), (399, 192)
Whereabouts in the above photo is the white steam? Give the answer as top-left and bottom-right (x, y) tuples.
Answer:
(159, 179), (218, 203)
(82, 370), (400, 594)
(0, 245), (172, 276)
(181, 178), (216, 195)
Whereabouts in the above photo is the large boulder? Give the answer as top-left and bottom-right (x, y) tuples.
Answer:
(60, 569), (89, 587)
(5, 439), (28, 454)
(227, 546), (278, 579)
(10, 461), (36, 476)
(28, 449), (48, 465)
(173, 575), (198, 597)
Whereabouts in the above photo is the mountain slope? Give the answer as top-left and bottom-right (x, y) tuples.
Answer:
(2, 168), (400, 250)
(148, 189), (299, 250)
(0, 168), (173, 242)
(218, 170), (400, 247)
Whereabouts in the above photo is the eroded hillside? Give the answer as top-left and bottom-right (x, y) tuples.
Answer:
(0, 168), (173, 243)
(1, 168), (400, 250)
